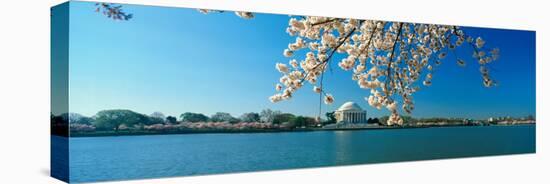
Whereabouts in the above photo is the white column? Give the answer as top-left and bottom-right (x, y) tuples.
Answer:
(342, 112), (345, 122)
(345, 112), (348, 122)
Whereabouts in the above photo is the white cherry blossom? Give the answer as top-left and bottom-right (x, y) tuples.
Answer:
(198, 10), (500, 124)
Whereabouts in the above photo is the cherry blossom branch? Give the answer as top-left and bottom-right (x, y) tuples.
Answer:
(311, 18), (339, 26)
(95, 3), (132, 20)
(270, 16), (499, 124)
(385, 23), (404, 96)
(298, 23), (360, 84)
(358, 21), (380, 57)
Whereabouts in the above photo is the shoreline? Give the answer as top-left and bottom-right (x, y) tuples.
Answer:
(67, 123), (536, 138)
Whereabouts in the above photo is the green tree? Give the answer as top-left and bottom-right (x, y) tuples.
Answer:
(211, 112), (240, 123)
(150, 112), (166, 119)
(260, 109), (281, 123)
(240, 112), (260, 122)
(273, 113), (295, 124)
(179, 112), (209, 123)
(325, 112), (336, 124)
(149, 116), (165, 125)
(372, 118), (381, 125)
(367, 118), (381, 125)
(401, 116), (416, 125)
(69, 113), (94, 125)
(165, 116), (177, 124)
(94, 109), (150, 131)
(291, 116), (307, 128)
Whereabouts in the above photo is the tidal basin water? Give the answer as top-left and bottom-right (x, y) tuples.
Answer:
(65, 125), (535, 183)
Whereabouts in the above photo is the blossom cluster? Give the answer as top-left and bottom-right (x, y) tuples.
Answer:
(94, 3), (132, 20)
(268, 16), (499, 126)
(195, 10), (499, 126)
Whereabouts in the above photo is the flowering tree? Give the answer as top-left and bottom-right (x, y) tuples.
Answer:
(263, 15), (499, 125)
(94, 3), (133, 20)
(94, 5), (499, 126)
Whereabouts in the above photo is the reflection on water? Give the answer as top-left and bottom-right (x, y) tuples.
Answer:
(334, 131), (354, 164)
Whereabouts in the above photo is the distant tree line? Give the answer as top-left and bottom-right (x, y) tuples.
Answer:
(54, 109), (332, 133)
(53, 109), (536, 134)
(376, 115), (465, 126)
(377, 115), (536, 126)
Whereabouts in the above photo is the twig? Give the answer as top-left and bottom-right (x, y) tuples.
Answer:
(311, 18), (339, 26)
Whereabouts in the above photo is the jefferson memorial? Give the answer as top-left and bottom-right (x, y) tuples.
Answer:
(334, 101), (367, 123)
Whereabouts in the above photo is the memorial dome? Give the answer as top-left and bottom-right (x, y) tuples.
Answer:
(337, 101), (363, 111)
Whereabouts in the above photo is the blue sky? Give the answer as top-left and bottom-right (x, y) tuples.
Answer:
(66, 2), (535, 119)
